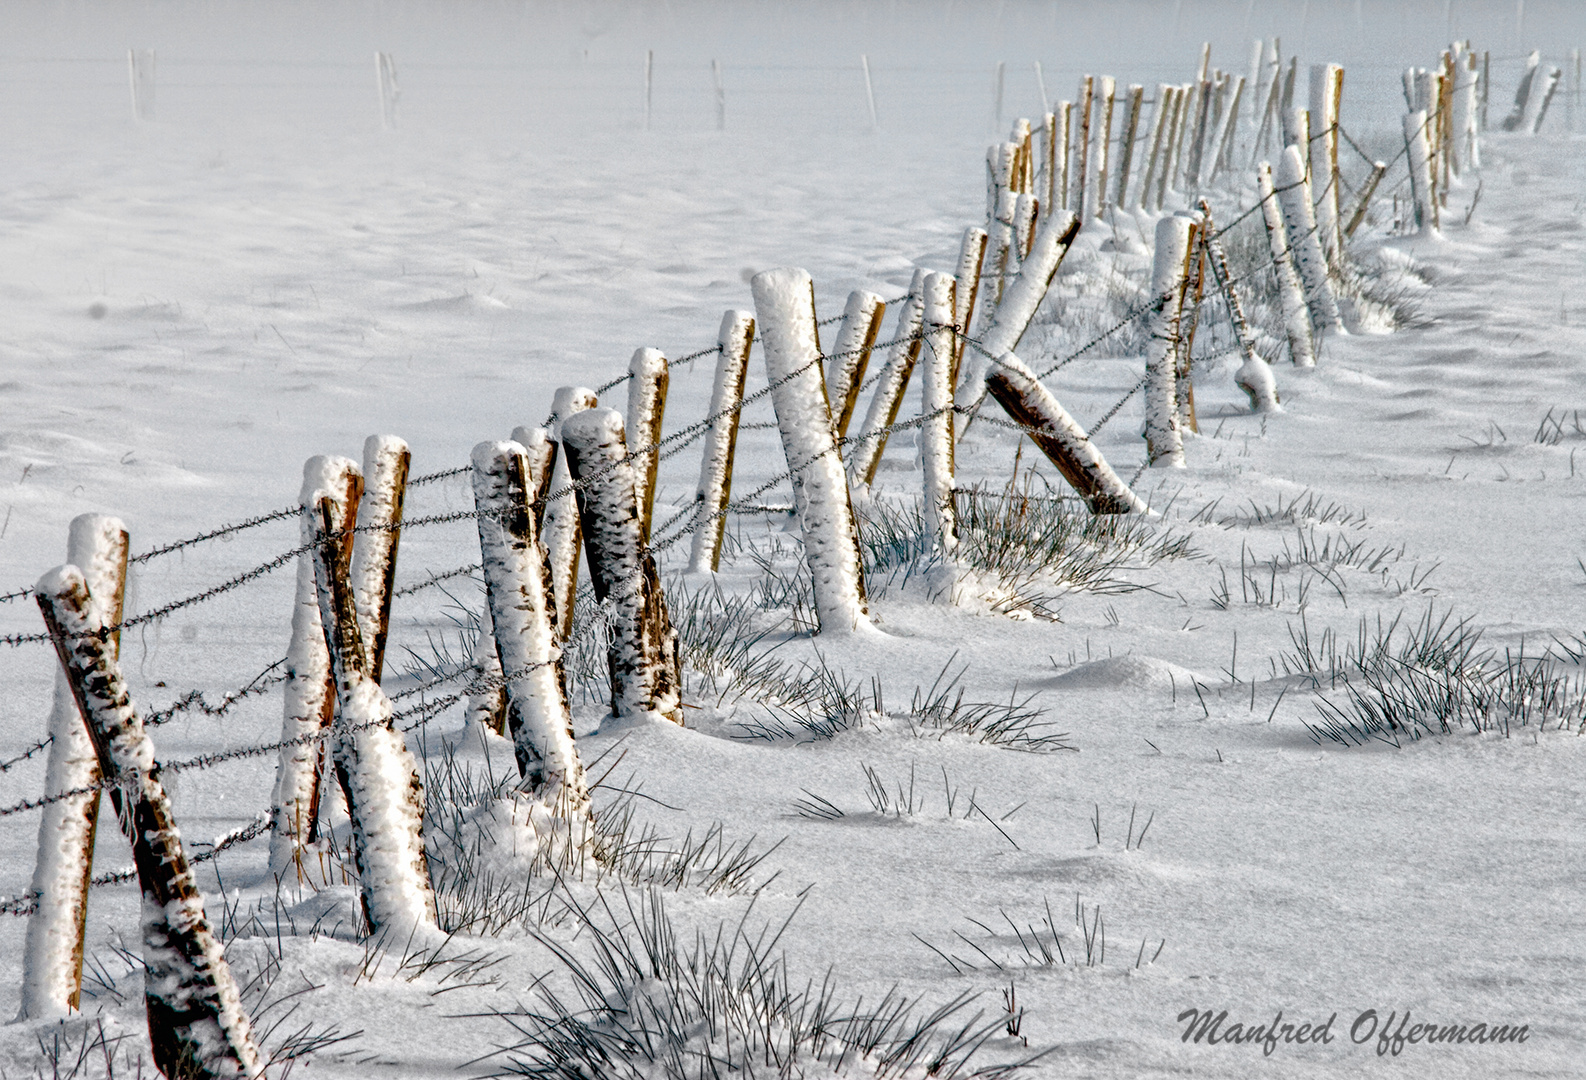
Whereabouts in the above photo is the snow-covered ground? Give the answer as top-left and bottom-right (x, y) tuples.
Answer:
(3, 3), (1586, 1077)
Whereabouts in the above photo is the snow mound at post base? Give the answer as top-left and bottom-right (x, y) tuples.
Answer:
(1045, 654), (1204, 692)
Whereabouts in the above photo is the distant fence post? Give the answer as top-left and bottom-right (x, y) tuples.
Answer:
(350, 435), (409, 682)
(19, 515), (127, 1020)
(1139, 84), (1172, 210)
(1275, 144), (1343, 332)
(1144, 215), (1196, 468)
(849, 269), (925, 487)
(1174, 213), (1206, 435)
(1073, 75), (1094, 215)
(546, 385), (598, 639)
(1258, 160), (1317, 367)
(751, 268), (873, 634)
(127, 48), (155, 123)
(270, 456), (361, 879)
(36, 567), (261, 1079)
(1200, 199), (1279, 413)
(376, 52), (400, 129)
(825, 292), (886, 440)
(919, 272), (959, 553)
(308, 466), (435, 938)
(1093, 77), (1117, 216)
(690, 309), (756, 573)
(1114, 84), (1144, 209)
(472, 441), (589, 812)
(626, 348), (669, 543)
(562, 407), (684, 723)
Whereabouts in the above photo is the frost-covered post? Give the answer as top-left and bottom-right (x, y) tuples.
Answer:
(546, 385), (597, 639)
(690, 309), (756, 573)
(1308, 64), (1345, 265)
(562, 408), (684, 722)
(269, 457), (361, 878)
(1455, 51), (1480, 169)
(350, 435), (408, 682)
(308, 470), (435, 938)
(36, 567), (261, 1079)
(824, 293), (883, 440)
(1403, 110), (1438, 235)
(472, 441), (588, 813)
(982, 188), (1017, 312)
(1275, 144), (1343, 333)
(1013, 192), (1039, 263)
(1531, 67), (1562, 133)
(1056, 100), (1073, 209)
(1041, 111), (1058, 215)
(1144, 215), (1196, 468)
(1073, 76), (1093, 214)
(1343, 161), (1387, 239)
(1139, 84), (1172, 210)
(1092, 76), (1116, 217)
(1210, 75), (1244, 178)
(986, 140), (1017, 218)
(1158, 86), (1186, 208)
(19, 515), (126, 1020)
(1186, 78), (1213, 188)
(952, 227), (988, 376)
(1257, 161), (1316, 367)
(1173, 214), (1206, 435)
(751, 268), (872, 634)
(510, 425), (558, 517)
(1200, 199), (1278, 413)
(1114, 84), (1144, 209)
(625, 348), (669, 542)
(919, 272), (959, 553)
(983, 353), (1148, 514)
(849, 269), (925, 486)
(954, 210), (1082, 420)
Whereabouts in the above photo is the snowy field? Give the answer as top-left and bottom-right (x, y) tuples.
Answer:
(3, 2), (1586, 1077)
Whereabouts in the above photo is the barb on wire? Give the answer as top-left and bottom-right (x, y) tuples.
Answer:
(0, 736), (52, 774)
(143, 659), (289, 729)
(409, 465), (470, 487)
(129, 505), (301, 566)
(393, 562), (481, 599)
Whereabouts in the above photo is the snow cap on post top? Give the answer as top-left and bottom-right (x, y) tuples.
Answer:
(749, 268), (872, 636)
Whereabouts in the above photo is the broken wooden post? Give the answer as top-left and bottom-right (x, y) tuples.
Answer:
(308, 463), (435, 938)
(19, 515), (127, 1020)
(1200, 199), (1278, 413)
(689, 309), (756, 573)
(625, 348), (669, 542)
(751, 268), (872, 634)
(920, 272), (959, 553)
(36, 566), (261, 1079)
(270, 456), (361, 878)
(1144, 215), (1197, 468)
(1258, 159), (1316, 367)
(350, 435), (408, 682)
(546, 385), (597, 639)
(1275, 143), (1343, 333)
(561, 408), (684, 722)
(472, 440), (588, 812)
(850, 269), (925, 486)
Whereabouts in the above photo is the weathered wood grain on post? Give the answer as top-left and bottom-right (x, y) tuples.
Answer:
(350, 435), (409, 683)
(826, 293), (885, 440)
(690, 309), (756, 573)
(625, 347), (669, 543)
(952, 227), (988, 378)
(36, 567), (261, 1080)
(545, 385), (598, 639)
(850, 269), (925, 487)
(1343, 161), (1387, 239)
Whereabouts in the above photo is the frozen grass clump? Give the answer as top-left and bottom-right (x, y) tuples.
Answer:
(491, 887), (1035, 1080)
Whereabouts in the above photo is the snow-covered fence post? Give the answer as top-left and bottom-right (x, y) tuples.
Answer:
(1158, 85), (1187, 208)
(825, 293), (884, 441)
(1073, 75), (1094, 214)
(1185, 78), (1213, 188)
(546, 385), (598, 639)
(350, 435), (408, 683)
(1139, 84), (1172, 210)
(1455, 51), (1480, 169)
(510, 425), (558, 518)
(645, 49), (654, 130)
(1144, 215), (1197, 468)
(1343, 161), (1387, 239)
(952, 227), (988, 376)
(127, 48), (155, 123)
(1092, 77), (1116, 217)
(712, 59), (726, 131)
(1010, 117), (1032, 192)
(308, 468), (435, 938)
(919, 272), (959, 553)
(35, 567), (261, 1079)
(1403, 110), (1439, 234)
(1114, 84), (1144, 209)
(849, 269), (925, 487)
(376, 51), (399, 129)
(1275, 144), (1343, 334)
(1308, 63), (1345, 265)
(954, 210), (1082, 421)
(1531, 67), (1563, 132)
(986, 140), (1017, 218)
(1042, 111), (1058, 216)
(861, 53), (878, 131)
(19, 515), (127, 1020)
(626, 348), (669, 543)
(472, 441), (588, 813)
(751, 268), (872, 634)
(1013, 192), (1039, 262)
(1258, 160), (1316, 367)
(1057, 100), (1074, 210)
(1200, 199), (1278, 413)
(983, 353), (1148, 513)
(561, 408), (684, 722)
(269, 457), (361, 878)
(690, 309), (756, 573)
(1173, 214), (1206, 435)
(1209, 75), (1245, 179)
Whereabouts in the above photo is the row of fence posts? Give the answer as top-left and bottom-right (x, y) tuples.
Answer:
(18, 37), (1504, 1079)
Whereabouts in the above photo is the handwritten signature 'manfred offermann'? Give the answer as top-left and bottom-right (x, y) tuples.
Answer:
(1177, 1008), (1531, 1057)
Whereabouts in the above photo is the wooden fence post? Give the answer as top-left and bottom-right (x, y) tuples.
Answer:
(1057, 100), (1074, 210)
(952, 226), (988, 377)
(350, 435), (408, 682)
(1403, 111), (1438, 235)
(850, 269), (925, 487)
(36, 567), (261, 1079)
(1258, 160), (1316, 367)
(920, 272), (959, 553)
(626, 348), (669, 543)
(1200, 199), (1279, 413)
(1159, 85), (1187, 208)
(546, 385), (597, 639)
(690, 309), (756, 573)
(825, 293), (884, 440)
(1186, 78), (1213, 190)
(307, 467), (435, 938)
(1144, 215), (1196, 468)
(1073, 75), (1094, 214)
(1308, 63), (1345, 265)
(983, 187), (1018, 313)
(561, 408), (684, 723)
(19, 515), (127, 1020)
(1209, 75), (1244, 178)
(472, 441), (588, 813)
(1139, 84), (1172, 210)
(1275, 144), (1343, 333)
(1092, 77), (1116, 217)
(751, 268), (872, 634)
(270, 457), (360, 878)
(1343, 161), (1387, 238)
(1455, 50), (1480, 169)
(1174, 214), (1205, 435)
(1042, 111), (1058, 218)
(1013, 192), (1039, 262)
(1114, 84), (1144, 210)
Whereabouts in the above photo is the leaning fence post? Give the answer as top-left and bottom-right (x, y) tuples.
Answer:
(919, 272), (959, 553)
(561, 408), (685, 723)
(1343, 161), (1387, 238)
(825, 292), (885, 440)
(849, 269), (925, 487)
(19, 515), (127, 1020)
(308, 467), (435, 938)
(269, 457), (361, 878)
(36, 567), (261, 1079)
(1258, 160), (1316, 367)
(1275, 144), (1343, 333)
(690, 309), (756, 573)
(1139, 84), (1171, 210)
(626, 348), (669, 543)
(546, 385), (597, 639)
(1144, 215), (1196, 468)
(350, 435), (408, 682)
(751, 268), (873, 634)
(472, 441), (588, 812)
(1200, 199), (1279, 413)
(952, 226), (988, 377)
